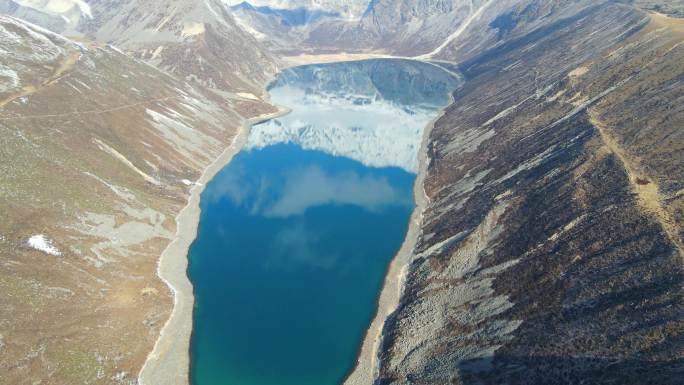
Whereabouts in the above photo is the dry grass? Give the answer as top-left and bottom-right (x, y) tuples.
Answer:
(590, 112), (684, 259)
(0, 51), (81, 108)
(644, 11), (684, 35)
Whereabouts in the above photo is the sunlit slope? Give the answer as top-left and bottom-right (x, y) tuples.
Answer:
(0, 15), (272, 385)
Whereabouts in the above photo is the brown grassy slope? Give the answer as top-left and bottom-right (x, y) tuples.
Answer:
(0, 16), (273, 385)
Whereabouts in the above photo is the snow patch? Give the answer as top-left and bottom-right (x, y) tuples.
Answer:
(181, 179), (202, 186)
(151, 45), (165, 60)
(147, 108), (193, 131)
(233, 15), (267, 40)
(94, 138), (160, 185)
(111, 371), (128, 381)
(0, 66), (20, 93)
(236, 92), (260, 100)
(416, 0), (496, 59)
(28, 234), (62, 256)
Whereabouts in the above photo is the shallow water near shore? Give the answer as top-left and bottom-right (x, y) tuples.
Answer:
(189, 59), (459, 385)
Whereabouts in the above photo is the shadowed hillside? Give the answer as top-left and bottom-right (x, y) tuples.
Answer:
(372, 3), (684, 384)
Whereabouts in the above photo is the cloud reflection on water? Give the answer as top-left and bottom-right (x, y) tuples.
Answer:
(266, 224), (339, 271)
(264, 165), (404, 217)
(208, 161), (411, 218)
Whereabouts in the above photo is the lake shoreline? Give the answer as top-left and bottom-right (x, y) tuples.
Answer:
(342, 89), (456, 385)
(138, 58), (458, 385)
(137, 106), (289, 385)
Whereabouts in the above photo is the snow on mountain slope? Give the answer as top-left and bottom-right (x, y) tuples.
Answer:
(85, 0), (279, 92)
(229, 0), (636, 63)
(17, 0), (91, 17)
(0, 0), (91, 34)
(227, 0), (513, 57)
(362, 3), (684, 385)
(0, 14), (81, 98)
(227, 0), (372, 51)
(1, 0), (280, 93)
(427, 0), (603, 61)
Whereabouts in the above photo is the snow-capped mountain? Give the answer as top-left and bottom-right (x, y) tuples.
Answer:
(224, 0), (504, 56)
(226, 0), (614, 60)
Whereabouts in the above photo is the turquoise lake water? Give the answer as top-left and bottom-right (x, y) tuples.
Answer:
(189, 60), (459, 385)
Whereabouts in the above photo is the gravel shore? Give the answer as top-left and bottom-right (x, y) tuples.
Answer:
(342, 92), (454, 385)
(137, 108), (287, 385)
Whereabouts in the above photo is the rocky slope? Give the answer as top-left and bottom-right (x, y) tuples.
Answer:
(231, 0), (684, 58)
(312, 0), (494, 56)
(372, 2), (684, 384)
(630, 0), (684, 17)
(228, 0), (605, 57)
(0, 15), (274, 385)
(0, 0), (279, 94)
(226, 0), (484, 55)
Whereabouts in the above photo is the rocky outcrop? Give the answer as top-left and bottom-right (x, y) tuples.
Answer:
(374, 2), (684, 384)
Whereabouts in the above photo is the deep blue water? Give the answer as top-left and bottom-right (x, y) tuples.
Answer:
(188, 60), (459, 385)
(189, 144), (414, 385)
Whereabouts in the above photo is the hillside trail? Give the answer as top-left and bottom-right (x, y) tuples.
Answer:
(584, 12), (684, 261)
(589, 111), (683, 261)
(0, 50), (81, 109)
(0, 46), (187, 121)
(0, 96), (183, 121)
